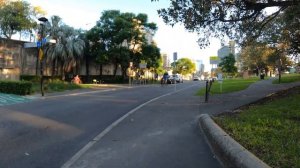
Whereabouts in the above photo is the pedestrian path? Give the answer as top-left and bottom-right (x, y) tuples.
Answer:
(0, 93), (34, 106)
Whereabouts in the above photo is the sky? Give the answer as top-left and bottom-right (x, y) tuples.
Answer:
(25, 0), (222, 71)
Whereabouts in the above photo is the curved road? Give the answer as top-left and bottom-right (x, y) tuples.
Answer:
(0, 81), (219, 168)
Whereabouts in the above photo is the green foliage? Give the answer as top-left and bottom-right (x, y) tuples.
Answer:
(45, 80), (81, 92)
(20, 75), (40, 82)
(87, 10), (159, 76)
(218, 53), (237, 74)
(260, 3), (300, 55)
(214, 87), (300, 168)
(44, 15), (85, 76)
(172, 58), (195, 75)
(0, 80), (32, 95)
(0, 0), (38, 39)
(157, 0), (299, 49)
(196, 78), (259, 95)
(141, 43), (161, 69)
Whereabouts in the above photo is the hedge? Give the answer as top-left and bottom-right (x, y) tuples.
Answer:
(0, 80), (33, 95)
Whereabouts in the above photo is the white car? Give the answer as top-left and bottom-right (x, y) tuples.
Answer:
(170, 74), (183, 83)
(193, 76), (200, 81)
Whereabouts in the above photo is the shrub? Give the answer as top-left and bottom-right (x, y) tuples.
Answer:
(0, 80), (33, 95)
(20, 75), (40, 83)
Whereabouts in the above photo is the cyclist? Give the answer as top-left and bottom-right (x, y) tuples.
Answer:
(161, 72), (169, 85)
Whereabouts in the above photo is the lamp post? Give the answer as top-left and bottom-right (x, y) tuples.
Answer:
(38, 17), (48, 96)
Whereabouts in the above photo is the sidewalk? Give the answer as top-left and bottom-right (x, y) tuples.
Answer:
(62, 79), (300, 168)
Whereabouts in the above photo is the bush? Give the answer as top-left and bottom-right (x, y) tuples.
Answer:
(20, 75), (40, 83)
(46, 80), (81, 92)
(21, 75), (63, 83)
(0, 80), (33, 95)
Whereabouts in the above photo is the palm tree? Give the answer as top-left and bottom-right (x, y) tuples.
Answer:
(45, 15), (62, 76)
(44, 17), (85, 80)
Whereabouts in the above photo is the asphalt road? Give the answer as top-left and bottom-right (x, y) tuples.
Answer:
(0, 81), (215, 168)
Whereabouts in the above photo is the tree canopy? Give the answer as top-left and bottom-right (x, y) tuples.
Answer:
(0, 0), (45, 39)
(172, 58), (196, 75)
(155, 0), (300, 49)
(218, 53), (237, 74)
(87, 10), (159, 77)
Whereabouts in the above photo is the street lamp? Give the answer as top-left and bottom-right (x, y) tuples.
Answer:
(38, 17), (48, 96)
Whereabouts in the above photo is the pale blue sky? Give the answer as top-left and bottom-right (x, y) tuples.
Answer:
(26, 0), (222, 71)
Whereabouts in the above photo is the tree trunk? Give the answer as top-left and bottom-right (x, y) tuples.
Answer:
(121, 66), (127, 78)
(51, 59), (56, 76)
(113, 63), (118, 77)
(85, 54), (89, 82)
(279, 65), (282, 83)
(61, 62), (65, 81)
(99, 64), (103, 77)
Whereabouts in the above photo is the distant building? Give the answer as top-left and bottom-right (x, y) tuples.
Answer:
(162, 54), (169, 69)
(229, 40), (235, 55)
(217, 40), (235, 59)
(218, 46), (231, 59)
(195, 60), (204, 74)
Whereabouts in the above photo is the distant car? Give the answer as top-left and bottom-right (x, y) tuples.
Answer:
(170, 74), (183, 83)
(193, 76), (200, 81)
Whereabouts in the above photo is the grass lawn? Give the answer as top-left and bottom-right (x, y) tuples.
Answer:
(196, 77), (259, 96)
(273, 73), (300, 84)
(213, 86), (300, 168)
(32, 81), (86, 93)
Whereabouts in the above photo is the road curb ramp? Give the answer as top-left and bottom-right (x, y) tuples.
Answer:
(199, 114), (271, 168)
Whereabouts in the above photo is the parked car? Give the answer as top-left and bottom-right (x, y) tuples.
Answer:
(170, 74), (183, 83)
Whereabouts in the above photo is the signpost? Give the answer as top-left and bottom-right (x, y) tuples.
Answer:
(217, 73), (223, 93)
(139, 60), (147, 69)
(173, 52), (178, 91)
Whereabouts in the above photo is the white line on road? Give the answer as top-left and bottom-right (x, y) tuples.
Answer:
(61, 84), (198, 168)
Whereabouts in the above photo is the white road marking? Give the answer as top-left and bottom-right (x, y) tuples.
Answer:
(61, 84), (197, 168)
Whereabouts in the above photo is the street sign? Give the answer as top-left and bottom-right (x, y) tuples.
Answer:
(139, 63), (147, 69)
(139, 60), (147, 68)
(24, 38), (56, 48)
(24, 42), (37, 48)
(209, 56), (220, 64)
(217, 73), (223, 81)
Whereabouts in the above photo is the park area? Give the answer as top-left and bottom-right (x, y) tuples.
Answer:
(199, 74), (300, 168)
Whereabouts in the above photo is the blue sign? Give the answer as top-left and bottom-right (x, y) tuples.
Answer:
(37, 41), (41, 48)
(36, 38), (47, 48)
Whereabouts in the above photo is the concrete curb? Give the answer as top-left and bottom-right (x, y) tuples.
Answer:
(199, 114), (271, 168)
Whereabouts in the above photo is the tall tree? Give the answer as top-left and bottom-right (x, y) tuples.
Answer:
(141, 43), (161, 70)
(0, 0), (41, 39)
(240, 42), (277, 75)
(155, 0), (299, 48)
(89, 10), (158, 77)
(172, 58), (195, 75)
(44, 18), (85, 79)
(218, 54), (237, 75)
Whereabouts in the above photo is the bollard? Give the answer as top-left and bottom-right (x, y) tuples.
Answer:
(205, 80), (209, 102)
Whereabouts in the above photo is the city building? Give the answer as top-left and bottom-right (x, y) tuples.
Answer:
(194, 59), (205, 75)
(162, 53), (169, 69)
(217, 40), (236, 59)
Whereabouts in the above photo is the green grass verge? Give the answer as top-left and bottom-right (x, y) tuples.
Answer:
(213, 87), (300, 168)
(196, 77), (259, 95)
(273, 73), (300, 84)
(32, 81), (87, 93)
